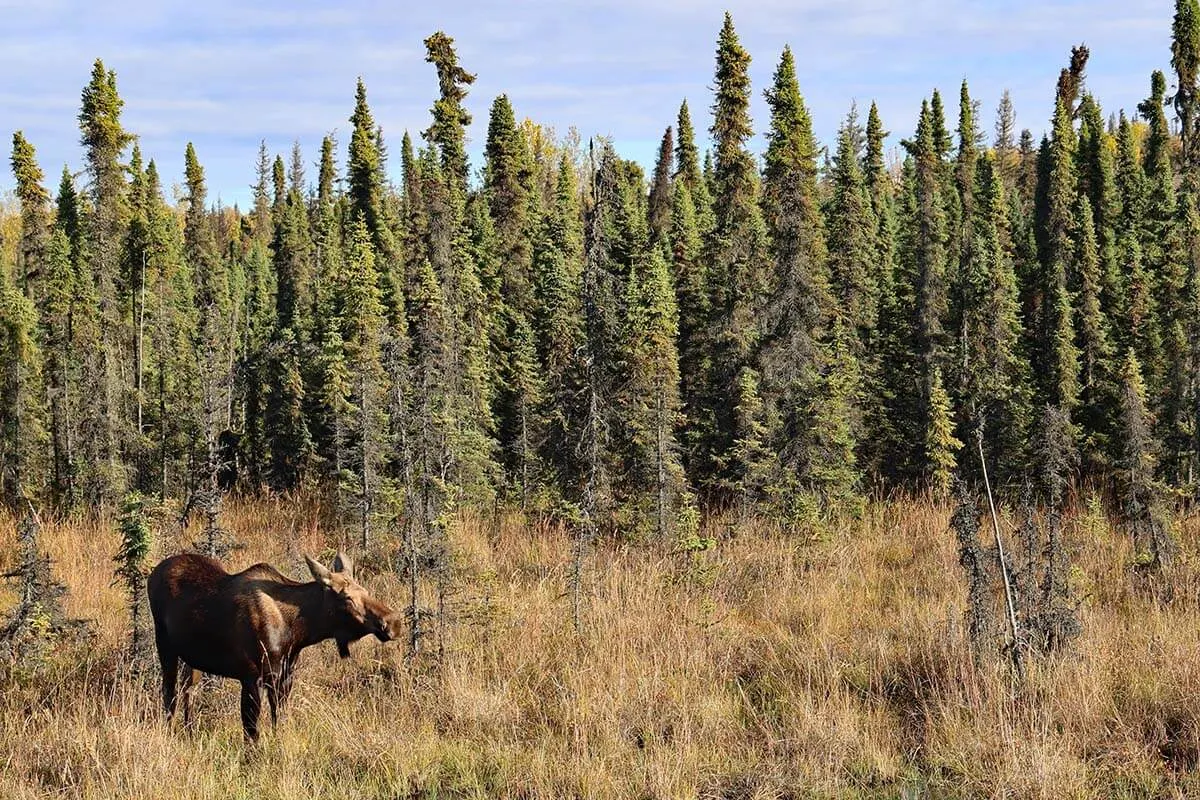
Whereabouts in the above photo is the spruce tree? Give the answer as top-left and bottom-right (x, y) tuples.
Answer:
(759, 45), (859, 517)
(265, 328), (312, 490)
(184, 144), (232, 556)
(994, 90), (1019, 188)
(925, 367), (962, 498)
(827, 107), (877, 346)
(1016, 128), (1040, 215)
(238, 233), (275, 490)
(421, 34), (497, 505)
(1175, 0), (1200, 179)
(532, 156), (585, 493)
(113, 491), (153, 665)
(647, 126), (674, 247)
(1037, 98), (1081, 414)
(335, 218), (390, 547)
(423, 31), (474, 196)
(728, 367), (772, 520)
(142, 159), (198, 500)
(760, 43), (831, 345)
(954, 79), (980, 283)
(0, 265), (48, 504)
(894, 99), (953, 482)
(1139, 72), (1190, 477)
(959, 154), (1033, 480)
(485, 94), (534, 310)
(272, 155), (314, 335)
(494, 302), (544, 508)
(1116, 349), (1174, 567)
(804, 318), (863, 517)
(407, 250), (455, 648)
(78, 59), (134, 503)
(862, 100), (902, 477)
(312, 135), (342, 319)
(51, 168), (99, 502)
(55, 166), (86, 265)
(623, 248), (687, 537)
(674, 100), (714, 234)
(906, 99), (951, 381)
(124, 144), (152, 452)
(1073, 195), (1116, 471)
(251, 140), (274, 244)
(1115, 113), (1148, 250)
(1076, 94), (1123, 331)
(864, 101), (891, 222)
(700, 14), (772, 500)
(1121, 232), (1163, 384)
(484, 94), (541, 502)
(348, 79), (398, 266)
(575, 142), (627, 529)
(1055, 45), (1090, 118)
(1139, 71), (1182, 291)
(10, 132), (51, 299)
(1183, 194), (1200, 488)
(669, 177), (709, 483)
(39, 227), (77, 505)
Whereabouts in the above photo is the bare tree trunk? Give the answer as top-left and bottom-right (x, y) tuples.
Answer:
(391, 359), (421, 664)
(656, 392), (667, 539)
(978, 430), (1023, 680)
(436, 564), (447, 667)
(573, 378), (599, 634)
(135, 252), (146, 435)
(435, 438), (451, 668)
(334, 409), (343, 508)
(8, 340), (23, 501)
(200, 338), (225, 559)
(406, 515), (420, 662)
(158, 366), (167, 500)
(225, 295), (240, 431)
(520, 404), (529, 511)
(156, 273), (167, 500)
(360, 371), (371, 552)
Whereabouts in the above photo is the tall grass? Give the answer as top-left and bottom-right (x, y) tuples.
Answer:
(1, 497), (1198, 798)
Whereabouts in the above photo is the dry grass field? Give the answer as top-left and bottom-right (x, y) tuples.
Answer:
(2, 496), (1200, 799)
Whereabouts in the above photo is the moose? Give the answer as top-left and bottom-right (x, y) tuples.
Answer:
(148, 550), (402, 741)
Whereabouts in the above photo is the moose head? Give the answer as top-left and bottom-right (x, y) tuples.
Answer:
(304, 552), (403, 657)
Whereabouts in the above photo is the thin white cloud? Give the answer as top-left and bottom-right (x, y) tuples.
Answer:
(0, 0), (1176, 207)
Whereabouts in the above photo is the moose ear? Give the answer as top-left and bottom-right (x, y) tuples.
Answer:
(332, 551), (354, 578)
(305, 555), (333, 586)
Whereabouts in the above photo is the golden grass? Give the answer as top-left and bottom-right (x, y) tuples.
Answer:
(1, 497), (1199, 798)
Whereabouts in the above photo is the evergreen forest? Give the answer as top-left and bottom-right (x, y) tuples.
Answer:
(6, 5), (1200, 796)
(5, 10), (1200, 542)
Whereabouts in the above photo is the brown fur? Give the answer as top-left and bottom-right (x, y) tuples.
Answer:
(147, 551), (401, 741)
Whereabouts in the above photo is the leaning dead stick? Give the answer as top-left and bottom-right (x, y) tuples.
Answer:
(976, 427), (1023, 680)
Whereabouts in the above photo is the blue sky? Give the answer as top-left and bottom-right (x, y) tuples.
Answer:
(0, 0), (1176, 209)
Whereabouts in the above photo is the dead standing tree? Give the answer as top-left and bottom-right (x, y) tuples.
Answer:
(952, 411), (1082, 676)
(1, 501), (87, 666)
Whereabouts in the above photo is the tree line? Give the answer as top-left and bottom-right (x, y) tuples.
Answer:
(4, 6), (1200, 546)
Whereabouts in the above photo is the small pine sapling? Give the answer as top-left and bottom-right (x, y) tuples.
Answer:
(114, 491), (154, 669)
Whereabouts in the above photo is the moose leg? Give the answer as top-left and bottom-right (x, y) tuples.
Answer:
(264, 649), (297, 729)
(277, 667), (295, 712)
(240, 679), (263, 742)
(264, 677), (279, 729)
(181, 667), (200, 729)
(156, 637), (178, 720)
